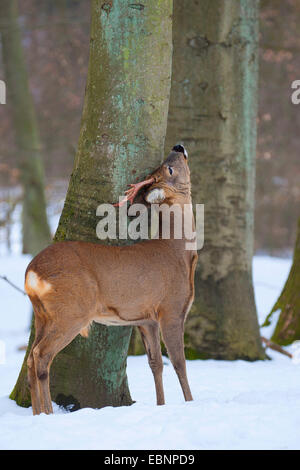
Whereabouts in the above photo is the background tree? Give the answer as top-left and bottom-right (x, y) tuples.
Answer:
(10, 0), (173, 409)
(256, 0), (300, 254)
(165, 0), (265, 360)
(0, 0), (51, 255)
(0, 0), (299, 256)
(263, 217), (300, 345)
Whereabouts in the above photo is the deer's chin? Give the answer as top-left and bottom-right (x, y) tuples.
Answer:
(145, 188), (165, 204)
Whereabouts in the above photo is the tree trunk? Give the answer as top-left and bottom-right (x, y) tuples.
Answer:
(263, 218), (300, 345)
(0, 0), (51, 256)
(10, 0), (173, 410)
(165, 0), (265, 360)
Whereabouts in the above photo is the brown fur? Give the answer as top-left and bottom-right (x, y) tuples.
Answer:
(25, 149), (198, 415)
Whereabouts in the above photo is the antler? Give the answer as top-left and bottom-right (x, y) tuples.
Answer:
(114, 177), (154, 207)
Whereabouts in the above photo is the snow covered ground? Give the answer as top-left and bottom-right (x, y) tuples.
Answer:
(0, 253), (299, 450)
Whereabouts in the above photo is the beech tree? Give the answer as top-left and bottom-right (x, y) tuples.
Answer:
(10, 0), (173, 410)
(0, 0), (51, 255)
(263, 217), (300, 345)
(165, 0), (265, 360)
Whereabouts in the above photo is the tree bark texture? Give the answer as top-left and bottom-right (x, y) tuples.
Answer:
(10, 0), (173, 409)
(263, 217), (300, 345)
(165, 0), (265, 360)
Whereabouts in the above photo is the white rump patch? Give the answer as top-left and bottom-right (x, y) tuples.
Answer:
(146, 188), (165, 204)
(25, 270), (52, 296)
(27, 271), (38, 289)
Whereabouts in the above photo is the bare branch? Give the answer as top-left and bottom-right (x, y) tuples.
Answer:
(261, 336), (293, 359)
(0, 275), (27, 296)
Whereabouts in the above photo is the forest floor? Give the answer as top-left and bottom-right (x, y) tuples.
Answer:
(0, 253), (299, 450)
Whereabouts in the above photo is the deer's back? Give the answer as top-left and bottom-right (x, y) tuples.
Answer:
(25, 240), (191, 324)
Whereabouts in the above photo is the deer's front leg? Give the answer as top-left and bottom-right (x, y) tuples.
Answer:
(138, 322), (165, 405)
(159, 314), (193, 402)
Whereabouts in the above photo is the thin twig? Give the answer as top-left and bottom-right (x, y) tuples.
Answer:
(0, 275), (27, 296)
(261, 336), (293, 359)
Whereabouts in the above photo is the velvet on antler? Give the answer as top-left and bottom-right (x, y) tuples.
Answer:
(113, 177), (154, 207)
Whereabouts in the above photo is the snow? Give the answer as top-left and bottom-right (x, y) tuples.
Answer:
(0, 253), (299, 450)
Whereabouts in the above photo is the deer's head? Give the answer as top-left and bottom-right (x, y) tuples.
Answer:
(115, 145), (191, 207)
(145, 145), (190, 206)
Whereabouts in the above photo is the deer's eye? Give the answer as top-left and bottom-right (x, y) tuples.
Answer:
(168, 166), (173, 176)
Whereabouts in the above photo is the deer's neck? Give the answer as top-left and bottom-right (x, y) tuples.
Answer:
(154, 197), (196, 253)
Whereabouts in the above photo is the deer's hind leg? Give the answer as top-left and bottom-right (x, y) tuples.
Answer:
(27, 296), (50, 415)
(27, 319), (44, 415)
(33, 318), (84, 415)
(159, 313), (193, 402)
(138, 322), (165, 405)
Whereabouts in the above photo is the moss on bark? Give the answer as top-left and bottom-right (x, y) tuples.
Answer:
(165, 0), (265, 360)
(10, 0), (173, 409)
(263, 218), (300, 345)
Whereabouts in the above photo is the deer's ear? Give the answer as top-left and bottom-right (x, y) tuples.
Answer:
(145, 188), (165, 204)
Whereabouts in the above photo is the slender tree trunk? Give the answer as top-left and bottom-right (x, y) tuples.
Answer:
(263, 218), (300, 345)
(0, 0), (51, 256)
(165, 0), (265, 360)
(10, 0), (173, 410)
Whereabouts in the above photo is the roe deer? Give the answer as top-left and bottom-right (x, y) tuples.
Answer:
(25, 145), (198, 415)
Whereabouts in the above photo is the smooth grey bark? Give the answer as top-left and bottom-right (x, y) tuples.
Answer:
(165, 0), (265, 360)
(11, 0), (173, 409)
